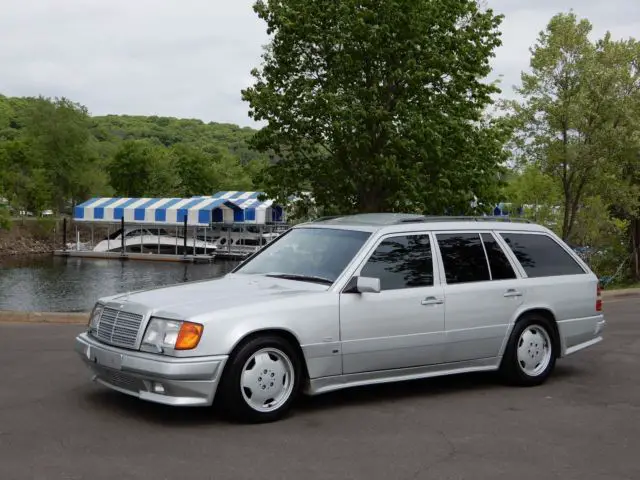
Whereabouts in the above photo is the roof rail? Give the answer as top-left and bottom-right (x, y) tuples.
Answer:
(307, 213), (533, 225)
(413, 216), (532, 224)
(309, 215), (344, 223)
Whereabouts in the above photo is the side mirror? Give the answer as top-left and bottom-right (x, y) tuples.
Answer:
(355, 276), (381, 293)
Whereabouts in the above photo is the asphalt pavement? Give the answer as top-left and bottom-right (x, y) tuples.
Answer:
(1, 297), (639, 480)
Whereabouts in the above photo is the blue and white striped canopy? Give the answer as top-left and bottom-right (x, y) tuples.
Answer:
(73, 197), (242, 226)
(202, 192), (284, 223)
(74, 192), (287, 226)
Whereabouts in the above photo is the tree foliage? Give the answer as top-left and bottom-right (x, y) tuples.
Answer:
(0, 206), (10, 230)
(242, 0), (510, 215)
(506, 12), (640, 241)
(21, 97), (99, 211)
(0, 95), (268, 213)
(501, 164), (562, 226)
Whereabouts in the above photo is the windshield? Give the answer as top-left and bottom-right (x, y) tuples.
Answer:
(233, 227), (371, 284)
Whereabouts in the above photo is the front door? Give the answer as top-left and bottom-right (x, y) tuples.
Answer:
(339, 232), (446, 374)
(434, 231), (524, 363)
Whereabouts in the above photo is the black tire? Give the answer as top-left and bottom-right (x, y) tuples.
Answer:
(500, 314), (558, 387)
(217, 335), (303, 423)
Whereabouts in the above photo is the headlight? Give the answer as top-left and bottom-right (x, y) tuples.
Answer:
(88, 303), (104, 334)
(141, 317), (204, 353)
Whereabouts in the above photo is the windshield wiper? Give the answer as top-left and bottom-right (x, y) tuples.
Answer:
(264, 273), (334, 285)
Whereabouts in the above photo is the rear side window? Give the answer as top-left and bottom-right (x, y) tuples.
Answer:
(500, 233), (585, 277)
(481, 233), (516, 280)
(360, 234), (434, 290)
(436, 233), (490, 284)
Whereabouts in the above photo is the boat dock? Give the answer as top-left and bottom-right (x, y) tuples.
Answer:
(53, 250), (217, 263)
(62, 191), (291, 263)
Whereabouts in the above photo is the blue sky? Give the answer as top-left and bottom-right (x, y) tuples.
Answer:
(1, 0), (638, 127)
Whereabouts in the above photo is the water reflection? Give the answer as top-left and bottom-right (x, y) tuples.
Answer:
(0, 255), (239, 312)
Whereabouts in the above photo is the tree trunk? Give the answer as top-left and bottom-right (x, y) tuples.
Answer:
(633, 216), (640, 281)
(561, 192), (572, 241)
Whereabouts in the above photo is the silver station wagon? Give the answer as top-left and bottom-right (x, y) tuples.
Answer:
(75, 214), (606, 422)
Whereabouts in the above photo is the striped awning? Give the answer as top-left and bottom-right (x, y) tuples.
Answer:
(206, 192), (284, 223)
(73, 197), (242, 226)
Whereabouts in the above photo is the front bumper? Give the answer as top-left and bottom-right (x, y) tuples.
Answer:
(75, 332), (228, 407)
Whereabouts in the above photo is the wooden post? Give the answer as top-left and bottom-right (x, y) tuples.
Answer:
(183, 215), (188, 257)
(62, 217), (67, 251)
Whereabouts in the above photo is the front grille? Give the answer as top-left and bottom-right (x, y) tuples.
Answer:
(96, 307), (143, 349)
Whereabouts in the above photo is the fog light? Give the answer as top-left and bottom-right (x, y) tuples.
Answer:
(153, 382), (165, 394)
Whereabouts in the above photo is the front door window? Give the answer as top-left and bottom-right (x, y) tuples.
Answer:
(360, 234), (433, 290)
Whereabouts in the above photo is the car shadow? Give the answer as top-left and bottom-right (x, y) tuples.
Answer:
(80, 365), (582, 426)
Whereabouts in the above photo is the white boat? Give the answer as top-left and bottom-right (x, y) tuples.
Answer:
(201, 225), (283, 255)
(93, 227), (218, 256)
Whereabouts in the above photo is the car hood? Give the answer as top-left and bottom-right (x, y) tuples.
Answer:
(100, 273), (330, 320)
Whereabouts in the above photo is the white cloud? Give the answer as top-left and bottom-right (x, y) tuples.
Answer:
(0, 0), (637, 127)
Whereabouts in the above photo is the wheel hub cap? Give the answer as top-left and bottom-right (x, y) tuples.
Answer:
(516, 325), (552, 377)
(240, 348), (294, 413)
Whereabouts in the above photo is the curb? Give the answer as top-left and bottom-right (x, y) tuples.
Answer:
(601, 288), (640, 300)
(0, 311), (89, 325)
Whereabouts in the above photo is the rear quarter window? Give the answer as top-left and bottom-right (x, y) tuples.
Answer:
(500, 232), (586, 278)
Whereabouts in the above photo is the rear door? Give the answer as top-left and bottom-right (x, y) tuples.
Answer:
(497, 231), (597, 352)
(339, 232), (446, 374)
(434, 231), (524, 363)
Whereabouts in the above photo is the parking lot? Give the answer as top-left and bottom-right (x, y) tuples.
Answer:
(1, 296), (638, 480)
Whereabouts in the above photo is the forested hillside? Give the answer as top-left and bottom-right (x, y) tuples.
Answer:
(90, 114), (268, 165)
(0, 94), (269, 214)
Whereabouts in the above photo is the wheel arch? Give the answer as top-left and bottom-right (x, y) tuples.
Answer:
(226, 328), (311, 382)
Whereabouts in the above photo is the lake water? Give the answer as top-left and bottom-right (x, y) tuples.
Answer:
(0, 255), (240, 312)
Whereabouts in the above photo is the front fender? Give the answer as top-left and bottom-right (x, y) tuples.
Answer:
(188, 293), (342, 379)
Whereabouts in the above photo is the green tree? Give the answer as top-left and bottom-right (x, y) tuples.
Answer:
(21, 96), (102, 211)
(171, 143), (218, 197)
(108, 140), (156, 197)
(0, 139), (51, 212)
(148, 147), (180, 197)
(1, 94), (270, 212)
(108, 140), (179, 197)
(90, 114), (270, 166)
(242, 0), (508, 215)
(507, 12), (640, 241)
(0, 206), (10, 230)
(209, 150), (255, 192)
(502, 164), (562, 227)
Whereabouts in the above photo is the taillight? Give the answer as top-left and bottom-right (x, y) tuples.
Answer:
(596, 283), (602, 312)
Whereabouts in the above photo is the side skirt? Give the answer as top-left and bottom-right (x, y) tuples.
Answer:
(305, 357), (501, 396)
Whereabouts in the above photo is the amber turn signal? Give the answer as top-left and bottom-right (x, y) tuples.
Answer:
(175, 321), (204, 350)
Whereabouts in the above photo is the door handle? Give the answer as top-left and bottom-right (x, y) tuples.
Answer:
(421, 296), (444, 306)
(504, 289), (523, 298)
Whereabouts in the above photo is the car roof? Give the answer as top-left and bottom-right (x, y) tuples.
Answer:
(294, 213), (548, 234)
